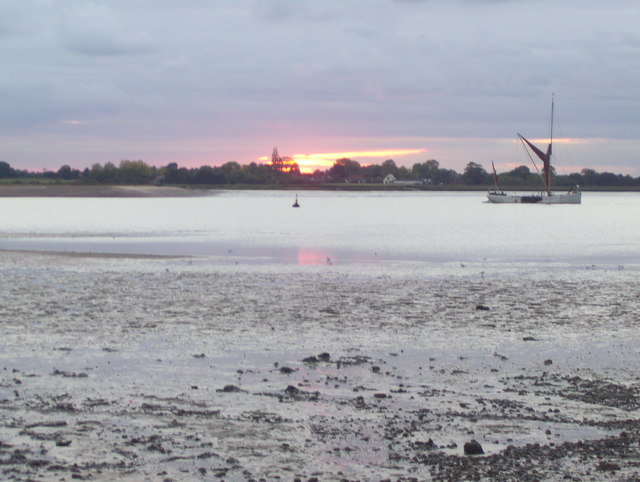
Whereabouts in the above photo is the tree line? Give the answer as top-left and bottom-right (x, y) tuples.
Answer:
(0, 158), (638, 188)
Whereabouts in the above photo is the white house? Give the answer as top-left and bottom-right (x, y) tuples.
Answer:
(383, 173), (396, 184)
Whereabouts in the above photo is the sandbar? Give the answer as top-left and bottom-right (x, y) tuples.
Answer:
(0, 184), (211, 197)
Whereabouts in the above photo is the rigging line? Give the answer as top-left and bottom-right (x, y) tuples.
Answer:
(519, 136), (545, 184)
(550, 102), (572, 177)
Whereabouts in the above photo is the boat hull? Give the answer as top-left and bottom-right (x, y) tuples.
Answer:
(487, 191), (581, 204)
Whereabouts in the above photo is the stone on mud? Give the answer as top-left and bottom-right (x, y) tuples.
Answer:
(464, 439), (484, 455)
(218, 384), (243, 393)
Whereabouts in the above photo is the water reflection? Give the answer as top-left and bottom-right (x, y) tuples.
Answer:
(296, 248), (333, 266)
(0, 192), (639, 268)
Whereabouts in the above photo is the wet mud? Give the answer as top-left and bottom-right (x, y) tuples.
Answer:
(1, 251), (639, 480)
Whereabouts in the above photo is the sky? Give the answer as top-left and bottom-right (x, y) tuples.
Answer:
(1, 0), (639, 175)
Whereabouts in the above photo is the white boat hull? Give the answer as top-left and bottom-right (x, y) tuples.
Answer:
(487, 191), (581, 204)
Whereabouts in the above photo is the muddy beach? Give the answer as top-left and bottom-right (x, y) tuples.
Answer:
(0, 185), (209, 198)
(1, 250), (639, 480)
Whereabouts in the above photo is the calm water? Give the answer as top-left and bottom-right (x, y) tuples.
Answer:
(0, 190), (638, 270)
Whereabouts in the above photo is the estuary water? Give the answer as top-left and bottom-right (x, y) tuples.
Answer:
(0, 190), (638, 274)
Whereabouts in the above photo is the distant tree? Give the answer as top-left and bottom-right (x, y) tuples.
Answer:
(380, 159), (399, 178)
(269, 147), (300, 175)
(0, 161), (15, 178)
(328, 158), (361, 182)
(620, 174), (640, 187)
(56, 164), (81, 180)
(194, 165), (223, 184)
(220, 161), (243, 184)
(170, 167), (192, 184)
(434, 168), (460, 185)
(397, 165), (411, 179)
(462, 162), (490, 185)
(118, 160), (155, 184)
(362, 163), (382, 182)
(597, 172), (619, 186)
(412, 159), (440, 182)
(57, 165), (72, 180)
(242, 162), (275, 184)
(581, 168), (598, 186)
(566, 172), (583, 187)
(508, 165), (531, 183)
(87, 163), (118, 183)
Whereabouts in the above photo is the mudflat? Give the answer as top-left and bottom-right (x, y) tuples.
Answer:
(1, 250), (639, 480)
(0, 184), (210, 197)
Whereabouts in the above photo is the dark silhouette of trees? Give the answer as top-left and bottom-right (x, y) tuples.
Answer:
(0, 161), (16, 178)
(510, 165), (531, 183)
(328, 158), (361, 182)
(0, 157), (638, 188)
(118, 160), (156, 184)
(361, 163), (382, 182)
(412, 159), (440, 182)
(270, 147), (300, 175)
(57, 165), (81, 180)
(380, 159), (398, 178)
(462, 162), (490, 185)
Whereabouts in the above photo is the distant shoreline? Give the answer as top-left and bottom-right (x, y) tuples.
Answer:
(0, 184), (212, 197)
(0, 183), (637, 197)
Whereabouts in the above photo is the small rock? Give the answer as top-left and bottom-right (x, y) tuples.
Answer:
(463, 439), (484, 455)
(56, 439), (72, 447)
(302, 356), (318, 363)
(596, 461), (620, 472)
(544, 359), (553, 366)
(192, 353), (206, 358)
(522, 336), (537, 341)
(279, 366), (294, 374)
(317, 352), (331, 362)
(218, 384), (243, 393)
(371, 366), (381, 373)
(475, 304), (490, 311)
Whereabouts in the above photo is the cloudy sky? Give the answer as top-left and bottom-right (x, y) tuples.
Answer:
(1, 0), (639, 175)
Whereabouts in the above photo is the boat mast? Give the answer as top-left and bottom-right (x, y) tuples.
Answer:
(490, 161), (499, 192)
(545, 94), (554, 195)
(516, 95), (556, 195)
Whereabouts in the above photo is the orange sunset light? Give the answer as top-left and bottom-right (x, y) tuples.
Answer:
(259, 148), (426, 174)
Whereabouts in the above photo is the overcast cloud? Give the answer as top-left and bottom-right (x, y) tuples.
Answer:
(1, 0), (639, 174)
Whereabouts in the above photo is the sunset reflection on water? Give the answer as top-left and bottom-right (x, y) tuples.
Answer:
(296, 248), (334, 266)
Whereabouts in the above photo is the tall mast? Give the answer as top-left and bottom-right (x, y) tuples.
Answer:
(550, 93), (554, 147)
(545, 94), (554, 195)
(517, 95), (555, 195)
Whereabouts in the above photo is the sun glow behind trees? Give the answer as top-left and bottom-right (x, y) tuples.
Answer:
(261, 148), (426, 174)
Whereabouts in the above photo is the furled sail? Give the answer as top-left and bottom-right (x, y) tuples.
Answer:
(518, 134), (551, 164)
(518, 134), (552, 191)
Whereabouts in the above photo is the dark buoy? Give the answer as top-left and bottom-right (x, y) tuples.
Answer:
(292, 194), (300, 208)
